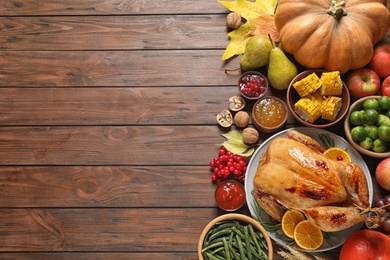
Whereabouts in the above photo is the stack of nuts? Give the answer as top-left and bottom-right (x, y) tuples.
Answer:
(216, 96), (259, 144)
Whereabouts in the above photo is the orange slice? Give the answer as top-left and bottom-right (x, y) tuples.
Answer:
(281, 209), (306, 239)
(323, 147), (352, 163)
(294, 220), (324, 250)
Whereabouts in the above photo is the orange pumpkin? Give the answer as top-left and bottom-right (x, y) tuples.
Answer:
(339, 229), (390, 260)
(274, 0), (390, 74)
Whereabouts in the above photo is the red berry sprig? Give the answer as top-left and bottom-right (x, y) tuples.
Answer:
(209, 147), (247, 184)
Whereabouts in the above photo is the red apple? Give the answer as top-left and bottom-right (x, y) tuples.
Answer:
(369, 43), (390, 78)
(346, 68), (381, 99)
(382, 75), (390, 97)
(376, 157), (390, 191)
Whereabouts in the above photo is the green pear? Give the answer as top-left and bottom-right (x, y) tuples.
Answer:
(267, 44), (298, 91)
(240, 34), (273, 71)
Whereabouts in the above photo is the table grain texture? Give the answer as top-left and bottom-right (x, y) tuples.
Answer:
(1, 1), (389, 259)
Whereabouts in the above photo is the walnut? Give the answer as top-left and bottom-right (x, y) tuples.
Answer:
(242, 128), (259, 144)
(216, 110), (233, 127)
(228, 96), (246, 111)
(226, 12), (241, 30)
(234, 111), (249, 128)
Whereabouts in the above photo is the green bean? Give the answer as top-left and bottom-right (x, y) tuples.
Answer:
(222, 237), (231, 260)
(208, 229), (232, 242)
(202, 241), (223, 252)
(248, 223), (262, 254)
(228, 243), (240, 259)
(205, 252), (224, 260)
(231, 225), (245, 238)
(213, 221), (237, 232)
(249, 243), (261, 259)
(244, 226), (253, 260)
(235, 235), (246, 260)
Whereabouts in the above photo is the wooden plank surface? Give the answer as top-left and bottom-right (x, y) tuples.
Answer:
(1, 0), (389, 259)
(1, 50), (240, 87)
(0, 0), (226, 15)
(0, 208), (217, 251)
(0, 166), (215, 207)
(0, 15), (229, 50)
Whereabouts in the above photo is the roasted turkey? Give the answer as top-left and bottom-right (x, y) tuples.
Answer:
(253, 130), (386, 232)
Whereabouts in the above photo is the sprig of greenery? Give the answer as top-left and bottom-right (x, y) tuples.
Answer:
(319, 133), (335, 148)
(250, 191), (294, 244)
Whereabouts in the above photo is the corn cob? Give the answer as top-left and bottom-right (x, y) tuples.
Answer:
(293, 72), (322, 97)
(320, 71), (342, 96)
(321, 96), (343, 121)
(294, 93), (323, 123)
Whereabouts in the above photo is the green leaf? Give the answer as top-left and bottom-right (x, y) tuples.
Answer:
(221, 130), (244, 145)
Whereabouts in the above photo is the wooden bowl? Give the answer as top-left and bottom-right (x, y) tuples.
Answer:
(198, 213), (273, 260)
(252, 96), (288, 133)
(286, 70), (350, 128)
(344, 96), (390, 158)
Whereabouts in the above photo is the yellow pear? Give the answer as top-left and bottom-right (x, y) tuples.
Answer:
(267, 43), (298, 90)
(240, 34), (273, 71)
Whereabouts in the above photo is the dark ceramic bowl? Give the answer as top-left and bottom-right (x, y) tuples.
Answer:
(286, 70), (350, 128)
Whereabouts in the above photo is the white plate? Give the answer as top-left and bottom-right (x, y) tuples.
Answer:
(245, 127), (373, 252)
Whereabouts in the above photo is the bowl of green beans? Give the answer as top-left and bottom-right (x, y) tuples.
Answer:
(198, 213), (273, 260)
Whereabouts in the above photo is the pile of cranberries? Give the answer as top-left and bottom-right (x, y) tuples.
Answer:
(239, 73), (267, 99)
(209, 147), (247, 184)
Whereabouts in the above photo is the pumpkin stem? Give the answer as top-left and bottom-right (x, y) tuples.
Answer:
(327, 0), (347, 20)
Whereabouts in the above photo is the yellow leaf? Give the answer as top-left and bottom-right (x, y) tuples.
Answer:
(219, 0), (279, 60)
(221, 23), (252, 61)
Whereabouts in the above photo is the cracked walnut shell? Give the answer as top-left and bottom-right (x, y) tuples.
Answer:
(229, 96), (246, 111)
(216, 110), (233, 127)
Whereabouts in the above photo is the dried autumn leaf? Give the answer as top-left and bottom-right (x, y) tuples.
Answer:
(219, 0), (278, 60)
(248, 14), (280, 42)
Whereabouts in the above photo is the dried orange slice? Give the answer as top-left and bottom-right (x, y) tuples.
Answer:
(323, 147), (352, 163)
(281, 209), (306, 239)
(294, 220), (324, 250)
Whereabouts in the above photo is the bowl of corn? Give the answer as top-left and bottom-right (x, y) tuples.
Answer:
(286, 70), (350, 128)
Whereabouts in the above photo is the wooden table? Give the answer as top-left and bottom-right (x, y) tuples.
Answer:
(0, 1), (389, 259)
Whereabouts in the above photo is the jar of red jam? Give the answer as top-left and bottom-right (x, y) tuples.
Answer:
(215, 180), (246, 211)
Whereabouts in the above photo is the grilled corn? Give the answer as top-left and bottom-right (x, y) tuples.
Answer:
(294, 93), (323, 123)
(321, 96), (343, 121)
(320, 71), (342, 96)
(293, 72), (322, 97)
